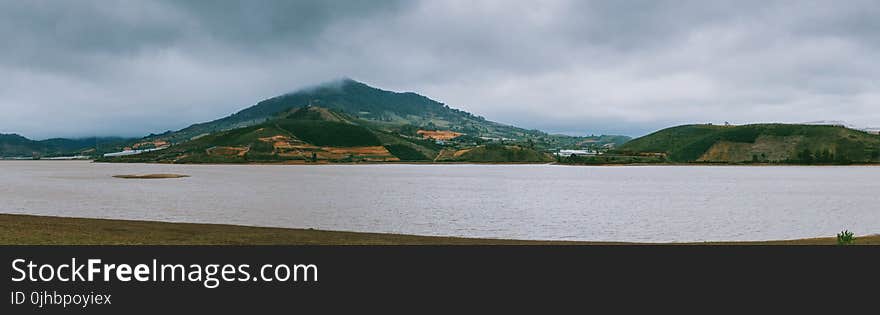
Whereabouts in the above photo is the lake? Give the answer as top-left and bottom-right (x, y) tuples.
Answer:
(1, 160), (878, 242)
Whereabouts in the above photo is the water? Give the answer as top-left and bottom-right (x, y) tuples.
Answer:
(1, 160), (878, 242)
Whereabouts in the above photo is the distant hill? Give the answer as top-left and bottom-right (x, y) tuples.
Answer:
(620, 124), (880, 163)
(0, 134), (41, 157)
(141, 79), (628, 149)
(0, 134), (131, 158)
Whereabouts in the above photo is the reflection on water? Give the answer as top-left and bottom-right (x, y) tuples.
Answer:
(1, 160), (878, 242)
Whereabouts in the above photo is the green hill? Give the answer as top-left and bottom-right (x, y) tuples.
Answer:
(2, 80), (630, 158)
(134, 79), (627, 150)
(100, 106), (438, 163)
(0, 134), (42, 157)
(160, 78), (522, 141)
(102, 106), (566, 164)
(620, 124), (880, 163)
(0, 134), (131, 158)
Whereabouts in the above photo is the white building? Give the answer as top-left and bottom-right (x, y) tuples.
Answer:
(102, 146), (169, 157)
(556, 149), (598, 157)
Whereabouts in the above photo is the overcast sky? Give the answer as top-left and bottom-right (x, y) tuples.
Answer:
(2, 0), (879, 139)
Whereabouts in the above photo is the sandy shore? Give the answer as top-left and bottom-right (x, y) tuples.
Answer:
(0, 214), (875, 245)
(113, 173), (191, 179)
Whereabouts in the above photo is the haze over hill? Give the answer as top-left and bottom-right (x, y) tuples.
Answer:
(140, 79), (630, 149)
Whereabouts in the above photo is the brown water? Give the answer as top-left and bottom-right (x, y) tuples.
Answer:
(1, 160), (878, 242)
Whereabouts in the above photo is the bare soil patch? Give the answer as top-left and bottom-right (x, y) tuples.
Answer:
(113, 174), (190, 179)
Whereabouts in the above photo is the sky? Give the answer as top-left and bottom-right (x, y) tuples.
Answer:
(2, 0), (879, 139)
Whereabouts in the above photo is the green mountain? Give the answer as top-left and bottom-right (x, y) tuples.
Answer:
(101, 106), (447, 163)
(0, 134), (131, 158)
(3, 79), (626, 160)
(102, 106), (558, 163)
(143, 79), (628, 149)
(619, 124), (880, 163)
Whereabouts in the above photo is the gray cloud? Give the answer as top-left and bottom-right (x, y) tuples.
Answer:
(1, 0), (878, 139)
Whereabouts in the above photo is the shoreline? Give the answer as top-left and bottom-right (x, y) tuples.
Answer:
(4, 159), (880, 167)
(1, 213), (875, 245)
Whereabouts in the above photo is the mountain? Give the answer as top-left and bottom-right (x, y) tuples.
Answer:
(619, 123), (880, 163)
(100, 106), (552, 163)
(4, 79), (625, 160)
(142, 79), (628, 149)
(0, 134), (132, 158)
(101, 106), (551, 163)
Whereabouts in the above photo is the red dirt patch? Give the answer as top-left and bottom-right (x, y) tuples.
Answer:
(417, 130), (463, 140)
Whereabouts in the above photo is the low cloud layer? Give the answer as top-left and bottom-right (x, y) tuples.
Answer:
(2, 0), (878, 139)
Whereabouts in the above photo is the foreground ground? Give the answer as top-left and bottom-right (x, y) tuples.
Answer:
(0, 214), (876, 245)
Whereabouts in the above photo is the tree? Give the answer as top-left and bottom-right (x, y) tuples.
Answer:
(837, 230), (855, 245)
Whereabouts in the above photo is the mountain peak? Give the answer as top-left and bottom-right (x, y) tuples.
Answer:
(338, 77), (359, 84)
